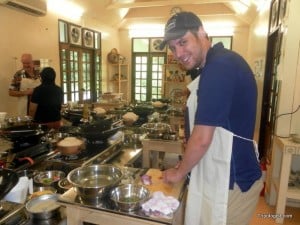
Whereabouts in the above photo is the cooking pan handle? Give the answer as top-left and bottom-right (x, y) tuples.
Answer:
(111, 120), (123, 128)
(101, 125), (124, 134)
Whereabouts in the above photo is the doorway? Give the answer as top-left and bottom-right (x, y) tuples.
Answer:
(258, 29), (282, 162)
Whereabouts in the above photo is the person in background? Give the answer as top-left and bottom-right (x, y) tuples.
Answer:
(160, 12), (262, 225)
(29, 67), (63, 130)
(8, 53), (40, 115)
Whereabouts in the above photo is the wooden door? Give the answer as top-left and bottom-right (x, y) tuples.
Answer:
(258, 30), (282, 162)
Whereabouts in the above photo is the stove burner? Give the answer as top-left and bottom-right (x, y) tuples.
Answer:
(62, 154), (80, 161)
(52, 142), (108, 163)
(86, 139), (106, 145)
(44, 139), (123, 172)
(0, 201), (28, 225)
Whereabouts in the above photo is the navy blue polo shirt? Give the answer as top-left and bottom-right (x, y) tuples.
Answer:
(195, 43), (262, 192)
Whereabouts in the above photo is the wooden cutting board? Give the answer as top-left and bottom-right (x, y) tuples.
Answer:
(140, 168), (185, 199)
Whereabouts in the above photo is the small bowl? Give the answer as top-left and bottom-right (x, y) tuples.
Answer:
(110, 184), (150, 212)
(34, 170), (65, 187)
(58, 178), (73, 192)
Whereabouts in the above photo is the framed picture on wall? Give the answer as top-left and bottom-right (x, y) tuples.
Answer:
(69, 24), (82, 45)
(270, 0), (279, 33)
(82, 29), (94, 48)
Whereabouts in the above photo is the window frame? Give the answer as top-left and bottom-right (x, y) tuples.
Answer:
(131, 37), (166, 102)
(58, 19), (102, 103)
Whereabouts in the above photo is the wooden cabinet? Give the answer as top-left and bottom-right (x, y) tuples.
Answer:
(108, 63), (129, 101)
(163, 64), (187, 105)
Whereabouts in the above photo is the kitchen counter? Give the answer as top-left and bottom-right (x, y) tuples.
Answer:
(58, 168), (187, 225)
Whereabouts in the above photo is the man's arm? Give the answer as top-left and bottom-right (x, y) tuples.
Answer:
(8, 89), (32, 97)
(162, 125), (216, 183)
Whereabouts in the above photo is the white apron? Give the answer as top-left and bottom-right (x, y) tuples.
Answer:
(184, 76), (233, 225)
(18, 78), (40, 116)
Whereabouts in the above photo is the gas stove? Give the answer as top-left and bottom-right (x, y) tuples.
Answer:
(32, 138), (124, 176)
(1, 142), (52, 172)
(0, 201), (28, 225)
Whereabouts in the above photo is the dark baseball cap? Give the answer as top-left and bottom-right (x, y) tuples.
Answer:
(160, 11), (202, 50)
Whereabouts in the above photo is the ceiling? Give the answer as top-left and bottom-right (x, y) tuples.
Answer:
(73, 0), (264, 30)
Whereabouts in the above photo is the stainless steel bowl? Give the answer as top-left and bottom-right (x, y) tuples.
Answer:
(33, 186), (57, 194)
(33, 170), (66, 187)
(26, 194), (60, 219)
(67, 164), (123, 200)
(30, 186), (57, 199)
(58, 178), (73, 192)
(110, 184), (150, 212)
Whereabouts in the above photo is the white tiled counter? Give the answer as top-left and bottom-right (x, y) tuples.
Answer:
(269, 137), (300, 223)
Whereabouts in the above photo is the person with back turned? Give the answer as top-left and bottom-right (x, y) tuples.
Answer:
(160, 11), (263, 225)
(29, 67), (63, 130)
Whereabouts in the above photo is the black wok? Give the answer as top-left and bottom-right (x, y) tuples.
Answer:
(61, 109), (83, 125)
(132, 104), (154, 117)
(0, 169), (19, 200)
(79, 121), (122, 140)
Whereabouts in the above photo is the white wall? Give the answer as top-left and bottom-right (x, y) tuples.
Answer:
(275, 0), (300, 136)
(248, 8), (270, 140)
(0, 7), (60, 115)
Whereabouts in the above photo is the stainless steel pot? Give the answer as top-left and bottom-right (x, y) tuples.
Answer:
(26, 194), (60, 219)
(56, 137), (85, 155)
(67, 164), (123, 200)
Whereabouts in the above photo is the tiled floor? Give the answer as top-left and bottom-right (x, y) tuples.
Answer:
(250, 197), (300, 225)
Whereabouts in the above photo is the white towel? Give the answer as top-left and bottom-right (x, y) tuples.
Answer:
(142, 191), (179, 216)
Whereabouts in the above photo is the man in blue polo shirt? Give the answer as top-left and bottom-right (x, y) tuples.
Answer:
(161, 11), (262, 225)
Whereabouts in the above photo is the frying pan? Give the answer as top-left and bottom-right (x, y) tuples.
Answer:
(0, 168), (19, 200)
(0, 124), (45, 139)
(79, 123), (122, 140)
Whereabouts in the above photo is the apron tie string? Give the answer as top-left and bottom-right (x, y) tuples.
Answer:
(233, 134), (259, 162)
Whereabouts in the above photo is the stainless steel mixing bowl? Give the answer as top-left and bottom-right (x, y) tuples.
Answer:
(110, 184), (150, 211)
(67, 164), (123, 200)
